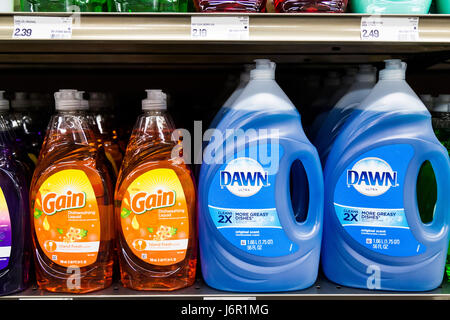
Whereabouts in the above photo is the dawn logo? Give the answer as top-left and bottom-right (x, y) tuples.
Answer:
(220, 157), (269, 197)
(347, 157), (398, 196)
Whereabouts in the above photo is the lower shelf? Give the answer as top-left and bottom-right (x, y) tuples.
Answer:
(3, 275), (450, 300)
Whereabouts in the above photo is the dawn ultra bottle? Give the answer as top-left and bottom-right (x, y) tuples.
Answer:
(198, 59), (324, 292)
(321, 60), (450, 291)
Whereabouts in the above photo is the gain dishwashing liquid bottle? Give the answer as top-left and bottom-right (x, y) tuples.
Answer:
(30, 89), (114, 293)
(88, 92), (124, 180)
(114, 90), (197, 291)
(198, 59), (324, 292)
(321, 59), (450, 291)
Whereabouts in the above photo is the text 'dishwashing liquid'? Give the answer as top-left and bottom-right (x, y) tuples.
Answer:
(30, 90), (114, 293)
(114, 90), (197, 291)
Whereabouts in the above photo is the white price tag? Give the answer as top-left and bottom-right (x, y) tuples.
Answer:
(13, 16), (73, 39)
(191, 16), (249, 40)
(361, 16), (419, 41)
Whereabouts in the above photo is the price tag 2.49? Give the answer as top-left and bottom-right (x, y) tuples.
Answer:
(361, 16), (419, 41)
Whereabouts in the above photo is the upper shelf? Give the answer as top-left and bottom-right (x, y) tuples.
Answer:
(0, 12), (450, 66)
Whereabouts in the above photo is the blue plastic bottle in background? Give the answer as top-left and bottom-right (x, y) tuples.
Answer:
(198, 59), (324, 292)
(209, 64), (253, 130)
(321, 59), (450, 291)
(314, 64), (377, 165)
(0, 114), (30, 295)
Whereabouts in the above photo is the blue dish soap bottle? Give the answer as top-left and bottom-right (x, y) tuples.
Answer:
(321, 59), (450, 291)
(314, 64), (377, 165)
(198, 59), (324, 292)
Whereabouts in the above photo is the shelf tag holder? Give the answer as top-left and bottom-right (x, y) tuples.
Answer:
(191, 16), (249, 40)
(12, 16), (73, 40)
(360, 16), (419, 42)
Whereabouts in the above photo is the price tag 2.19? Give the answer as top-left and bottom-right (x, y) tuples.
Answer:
(13, 16), (73, 40)
(361, 16), (419, 41)
(191, 16), (249, 40)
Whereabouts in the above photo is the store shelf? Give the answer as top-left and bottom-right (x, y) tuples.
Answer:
(2, 275), (450, 300)
(0, 12), (448, 304)
(0, 13), (449, 65)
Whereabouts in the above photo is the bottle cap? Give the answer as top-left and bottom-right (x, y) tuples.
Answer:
(54, 89), (88, 111)
(0, 91), (9, 111)
(379, 59), (407, 80)
(250, 59), (276, 80)
(11, 92), (30, 110)
(142, 89), (167, 111)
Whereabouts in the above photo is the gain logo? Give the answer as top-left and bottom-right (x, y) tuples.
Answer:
(347, 157), (398, 196)
(220, 157), (269, 197)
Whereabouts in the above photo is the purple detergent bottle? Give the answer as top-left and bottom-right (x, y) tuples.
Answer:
(0, 115), (30, 295)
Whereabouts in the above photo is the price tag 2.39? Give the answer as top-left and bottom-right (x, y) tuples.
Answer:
(13, 16), (73, 39)
(191, 16), (249, 40)
(361, 16), (419, 41)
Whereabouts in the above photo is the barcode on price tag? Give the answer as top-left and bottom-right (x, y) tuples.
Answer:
(13, 16), (72, 39)
(361, 16), (419, 41)
(191, 16), (249, 40)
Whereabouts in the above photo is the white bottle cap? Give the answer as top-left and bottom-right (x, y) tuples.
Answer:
(0, 91), (9, 111)
(142, 89), (167, 111)
(250, 59), (276, 80)
(11, 92), (30, 110)
(355, 64), (377, 82)
(54, 89), (88, 111)
(379, 59), (407, 80)
(434, 94), (450, 112)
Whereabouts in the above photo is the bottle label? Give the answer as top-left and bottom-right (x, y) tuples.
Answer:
(33, 169), (101, 267)
(120, 168), (189, 266)
(0, 188), (11, 270)
(207, 144), (299, 257)
(334, 144), (426, 257)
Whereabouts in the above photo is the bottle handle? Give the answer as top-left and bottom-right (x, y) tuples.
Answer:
(409, 148), (450, 238)
(278, 145), (324, 241)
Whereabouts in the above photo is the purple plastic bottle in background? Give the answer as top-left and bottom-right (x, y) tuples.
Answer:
(0, 116), (30, 295)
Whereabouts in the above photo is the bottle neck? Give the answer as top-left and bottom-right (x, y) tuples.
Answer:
(42, 111), (97, 148)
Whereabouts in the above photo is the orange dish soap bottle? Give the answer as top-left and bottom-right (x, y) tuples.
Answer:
(115, 89), (197, 291)
(30, 90), (114, 293)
